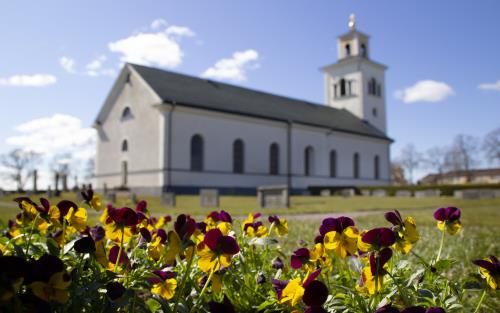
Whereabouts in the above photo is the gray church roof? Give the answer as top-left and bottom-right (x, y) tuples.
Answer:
(104, 63), (391, 141)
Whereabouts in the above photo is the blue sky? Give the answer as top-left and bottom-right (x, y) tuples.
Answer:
(0, 1), (499, 187)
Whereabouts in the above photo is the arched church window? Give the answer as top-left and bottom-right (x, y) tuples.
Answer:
(121, 107), (133, 120)
(374, 155), (380, 180)
(190, 134), (204, 171)
(340, 79), (347, 96)
(121, 139), (128, 152)
(269, 143), (279, 175)
(305, 146), (314, 176)
(233, 139), (244, 174)
(353, 153), (360, 179)
(330, 150), (337, 178)
(345, 44), (351, 56)
(360, 43), (367, 57)
(368, 78), (377, 95)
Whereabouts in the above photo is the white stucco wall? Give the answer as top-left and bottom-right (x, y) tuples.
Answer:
(95, 68), (163, 191)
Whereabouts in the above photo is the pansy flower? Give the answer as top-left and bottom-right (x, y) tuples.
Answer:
(209, 294), (236, 313)
(105, 207), (139, 243)
(106, 281), (126, 301)
(472, 255), (500, 290)
(196, 228), (240, 272)
(321, 217), (359, 258)
(73, 236), (96, 254)
(278, 268), (322, 307)
(0, 256), (28, 301)
(358, 248), (392, 295)
(148, 270), (177, 300)
(242, 213), (267, 237)
(81, 187), (102, 211)
(433, 207), (461, 235)
(108, 245), (130, 271)
(26, 254), (71, 303)
(291, 248), (312, 270)
(268, 215), (289, 236)
(13, 197), (49, 232)
(384, 210), (419, 254)
(174, 214), (197, 242)
(358, 227), (396, 252)
(303, 279), (329, 313)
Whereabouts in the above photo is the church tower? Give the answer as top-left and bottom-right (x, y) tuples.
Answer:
(321, 14), (387, 133)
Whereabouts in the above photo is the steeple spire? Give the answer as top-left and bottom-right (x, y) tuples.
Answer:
(348, 13), (356, 30)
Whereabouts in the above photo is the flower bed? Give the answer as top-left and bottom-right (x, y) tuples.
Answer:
(0, 188), (497, 312)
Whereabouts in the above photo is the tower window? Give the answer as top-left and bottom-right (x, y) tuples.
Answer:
(121, 139), (128, 152)
(304, 146), (314, 176)
(360, 43), (367, 57)
(345, 44), (351, 56)
(377, 84), (382, 97)
(340, 79), (346, 96)
(121, 107), (133, 120)
(368, 78), (377, 95)
(372, 108), (377, 117)
(190, 134), (204, 171)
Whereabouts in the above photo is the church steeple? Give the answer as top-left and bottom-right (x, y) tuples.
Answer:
(321, 15), (387, 133)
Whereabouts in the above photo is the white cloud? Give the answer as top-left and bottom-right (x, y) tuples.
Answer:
(151, 18), (167, 30)
(166, 26), (195, 37)
(394, 80), (454, 103)
(6, 114), (96, 161)
(60, 56), (76, 73)
(0, 74), (57, 87)
(201, 49), (259, 82)
(85, 55), (115, 77)
(108, 24), (196, 68)
(478, 80), (500, 91)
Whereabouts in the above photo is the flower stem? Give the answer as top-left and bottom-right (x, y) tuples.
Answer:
(435, 229), (446, 263)
(267, 222), (275, 236)
(473, 288), (487, 313)
(114, 229), (125, 273)
(190, 269), (215, 313)
(60, 218), (67, 258)
(25, 214), (39, 255)
(173, 249), (195, 311)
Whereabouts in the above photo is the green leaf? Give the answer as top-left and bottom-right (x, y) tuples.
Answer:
(434, 259), (456, 272)
(146, 298), (161, 313)
(46, 238), (60, 256)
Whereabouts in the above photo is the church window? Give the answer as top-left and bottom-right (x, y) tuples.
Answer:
(330, 150), (337, 177)
(340, 79), (347, 96)
(233, 139), (244, 173)
(305, 146), (314, 176)
(353, 153), (360, 179)
(190, 134), (204, 171)
(121, 107), (133, 120)
(121, 139), (128, 152)
(368, 78), (377, 96)
(269, 143), (279, 175)
(372, 107), (377, 117)
(377, 84), (382, 97)
(374, 155), (380, 180)
(345, 44), (351, 56)
(360, 43), (367, 57)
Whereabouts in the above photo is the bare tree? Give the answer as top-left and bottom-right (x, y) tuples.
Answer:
(1, 149), (41, 191)
(444, 134), (479, 173)
(390, 161), (407, 185)
(483, 127), (500, 166)
(51, 153), (72, 192)
(398, 143), (422, 184)
(424, 146), (448, 176)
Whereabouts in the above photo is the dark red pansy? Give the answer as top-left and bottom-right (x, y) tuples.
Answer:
(472, 255), (500, 274)
(39, 198), (51, 214)
(136, 211), (148, 224)
(303, 268), (322, 288)
(303, 280), (328, 306)
(314, 234), (324, 244)
(272, 257), (284, 269)
(384, 210), (403, 226)
(208, 294), (236, 313)
(204, 228), (223, 250)
(369, 248), (393, 276)
(26, 254), (65, 284)
(90, 226), (105, 242)
(197, 222), (208, 233)
(106, 281), (126, 300)
(155, 229), (168, 244)
(319, 216), (354, 236)
(174, 214), (197, 240)
(220, 236), (239, 255)
(110, 207), (138, 226)
(271, 278), (289, 299)
(291, 248), (310, 269)
(74, 236), (96, 254)
(305, 307), (328, 313)
(13, 197), (36, 210)
(203, 229), (240, 255)
(401, 307), (426, 313)
(374, 305), (400, 313)
(207, 211), (220, 221)
(140, 227), (152, 243)
(434, 207), (460, 222)
(147, 270), (176, 284)
(268, 215), (279, 223)
(135, 200), (147, 213)
(164, 215), (172, 222)
(219, 210), (232, 223)
(81, 188), (94, 203)
(426, 308), (445, 313)
(57, 200), (78, 218)
(362, 227), (396, 247)
(109, 245), (129, 265)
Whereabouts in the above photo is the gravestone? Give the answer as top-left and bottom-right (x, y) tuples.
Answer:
(200, 189), (219, 208)
(361, 189), (371, 196)
(130, 193), (138, 205)
(106, 192), (117, 203)
(372, 189), (387, 197)
(341, 188), (355, 198)
(46, 186), (54, 199)
(479, 189), (496, 199)
(395, 190), (412, 197)
(455, 189), (498, 199)
(320, 189), (331, 197)
(415, 189), (441, 198)
(161, 192), (176, 207)
(257, 185), (289, 209)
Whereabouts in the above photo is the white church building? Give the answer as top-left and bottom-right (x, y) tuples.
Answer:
(94, 18), (393, 195)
